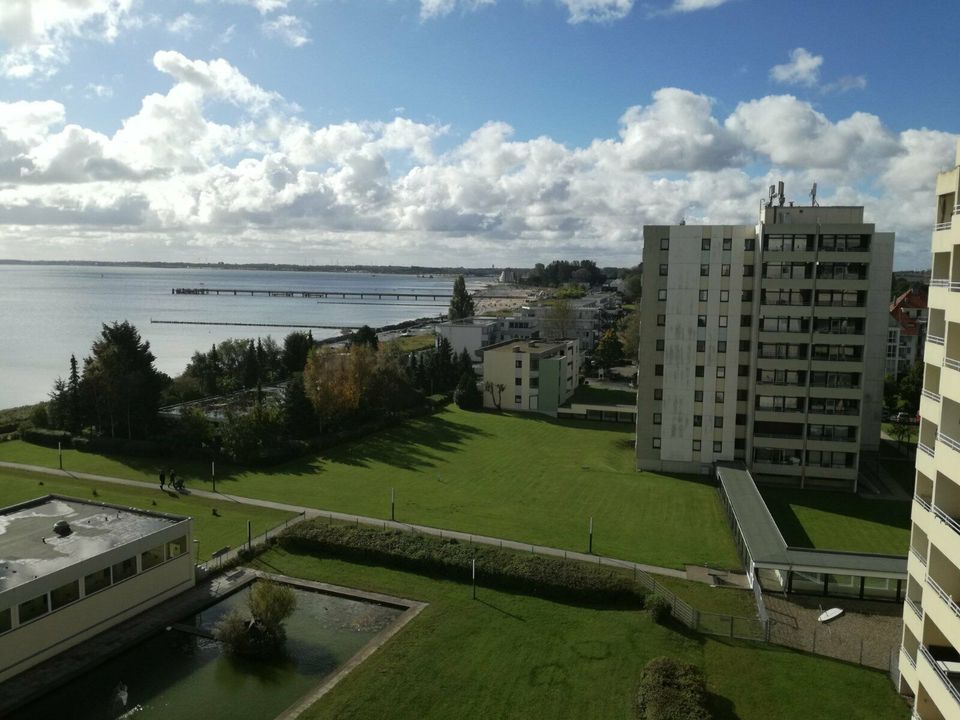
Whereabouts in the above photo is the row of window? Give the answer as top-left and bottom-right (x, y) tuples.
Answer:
(654, 388), (750, 403)
(0, 536), (188, 634)
(651, 437), (726, 453)
(658, 263), (756, 278)
(656, 314), (753, 327)
(762, 234), (870, 253)
(653, 413), (726, 428)
(655, 339), (753, 353)
(755, 369), (861, 388)
(653, 364), (749, 378)
(660, 237), (753, 251)
(753, 447), (856, 467)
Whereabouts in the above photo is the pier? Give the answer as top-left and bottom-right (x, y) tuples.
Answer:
(171, 287), (522, 300)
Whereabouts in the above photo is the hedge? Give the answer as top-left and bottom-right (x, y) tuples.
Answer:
(636, 657), (711, 720)
(279, 520), (647, 606)
(21, 428), (72, 448)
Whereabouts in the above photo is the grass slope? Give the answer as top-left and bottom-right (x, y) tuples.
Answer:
(760, 487), (910, 555)
(0, 408), (740, 569)
(253, 548), (907, 720)
(0, 467), (296, 561)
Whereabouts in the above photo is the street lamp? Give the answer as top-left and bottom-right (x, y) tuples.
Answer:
(193, 539), (200, 564)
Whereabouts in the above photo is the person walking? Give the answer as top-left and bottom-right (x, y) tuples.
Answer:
(170, 469), (179, 492)
(159, 469), (165, 490)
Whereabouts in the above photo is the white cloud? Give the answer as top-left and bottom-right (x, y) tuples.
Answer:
(167, 13), (202, 36)
(419, 0), (495, 21)
(86, 83), (114, 99)
(666, 0), (731, 12)
(769, 47), (823, 86)
(0, 0), (134, 79)
(822, 74), (867, 94)
(262, 15), (310, 47)
(559, 0), (634, 24)
(207, 0), (291, 14)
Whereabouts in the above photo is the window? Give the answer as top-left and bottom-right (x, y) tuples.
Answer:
(696, 340), (705, 352)
(655, 364), (664, 376)
(660, 237), (669, 250)
(515, 377), (522, 386)
(737, 389), (748, 401)
(112, 557), (137, 583)
(719, 315), (728, 328)
(721, 264), (731, 277)
(0, 608), (10, 635)
(699, 289), (709, 301)
(700, 264), (710, 277)
(654, 389), (663, 400)
(720, 290), (729, 302)
(745, 238), (755, 251)
(739, 364), (750, 377)
(653, 413), (662, 425)
(652, 437), (661, 449)
(716, 367), (726, 378)
(702, 238), (711, 250)
(18, 595), (49, 624)
(515, 359), (523, 368)
(694, 390), (704, 402)
(736, 413), (747, 425)
(659, 264), (668, 276)
(717, 340), (727, 353)
(739, 340), (751, 352)
(742, 290), (753, 302)
(714, 417), (724, 428)
(741, 315), (752, 327)
(692, 439), (702, 451)
(141, 544), (165, 571)
(693, 415), (703, 427)
(743, 265), (754, 277)
(697, 315), (707, 327)
(695, 366), (704, 377)
(656, 339), (664, 351)
(657, 289), (667, 301)
(167, 536), (188, 559)
(657, 314), (666, 326)
(735, 438), (746, 450)
(715, 391), (725, 403)
(84, 567), (111, 595)
(51, 580), (80, 610)
(514, 394), (522, 404)
(713, 441), (723, 453)
(722, 238), (732, 251)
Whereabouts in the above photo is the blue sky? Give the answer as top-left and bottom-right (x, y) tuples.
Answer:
(0, 0), (957, 268)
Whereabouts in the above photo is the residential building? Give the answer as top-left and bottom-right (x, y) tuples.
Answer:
(0, 495), (194, 683)
(481, 339), (579, 415)
(886, 288), (928, 378)
(635, 196), (893, 491)
(435, 316), (503, 364)
(898, 140), (960, 719)
(510, 294), (618, 351)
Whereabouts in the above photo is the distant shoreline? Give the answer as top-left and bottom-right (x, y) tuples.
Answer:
(0, 259), (503, 277)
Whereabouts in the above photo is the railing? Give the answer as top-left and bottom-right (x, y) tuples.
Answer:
(915, 494), (932, 513)
(955, 203), (960, 215)
(926, 575), (960, 619)
(910, 546), (928, 566)
(945, 358), (960, 372)
(935, 221), (952, 231)
(901, 645), (918, 669)
(933, 505), (960, 538)
(938, 431), (960, 453)
(952, 281), (960, 292)
(919, 645), (960, 707)
(918, 441), (936, 458)
(906, 596), (924, 621)
(922, 389), (942, 402)
(931, 278), (950, 287)
(928, 334), (945, 346)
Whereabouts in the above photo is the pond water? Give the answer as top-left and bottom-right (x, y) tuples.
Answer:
(12, 584), (403, 720)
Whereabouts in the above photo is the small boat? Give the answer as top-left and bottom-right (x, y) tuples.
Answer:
(817, 607), (844, 623)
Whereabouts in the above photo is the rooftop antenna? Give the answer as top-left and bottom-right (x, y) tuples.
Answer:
(810, 182), (819, 207)
(777, 180), (785, 207)
(766, 184), (776, 208)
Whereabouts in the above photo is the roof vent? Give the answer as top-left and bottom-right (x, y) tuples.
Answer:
(53, 520), (72, 537)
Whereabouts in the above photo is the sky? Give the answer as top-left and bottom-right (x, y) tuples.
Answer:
(0, 0), (957, 269)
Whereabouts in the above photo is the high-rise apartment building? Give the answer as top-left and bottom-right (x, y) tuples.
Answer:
(898, 141), (960, 718)
(635, 195), (893, 491)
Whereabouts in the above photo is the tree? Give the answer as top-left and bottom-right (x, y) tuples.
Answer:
(448, 275), (475, 321)
(214, 581), (297, 657)
(281, 374), (317, 438)
(594, 329), (623, 372)
(352, 325), (379, 350)
(619, 306), (640, 361)
(484, 381), (506, 410)
(890, 420), (914, 449)
(282, 331), (314, 375)
(455, 372), (482, 410)
(543, 298), (575, 339)
(898, 362), (924, 414)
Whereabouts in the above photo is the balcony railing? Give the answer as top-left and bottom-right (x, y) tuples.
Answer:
(906, 596), (924, 621)
(938, 432), (960, 453)
(918, 441), (936, 458)
(915, 494), (932, 513)
(946, 358), (960, 372)
(919, 645), (960, 707)
(935, 221), (952, 231)
(955, 203), (960, 215)
(926, 575), (960, 619)
(953, 281), (960, 292)
(910, 546), (928, 566)
(933, 505), (960, 538)
(922, 389), (942, 402)
(931, 278), (950, 287)
(902, 645), (918, 669)
(929, 334), (945, 346)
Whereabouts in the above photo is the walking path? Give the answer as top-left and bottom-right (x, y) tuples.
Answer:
(0, 460), (748, 587)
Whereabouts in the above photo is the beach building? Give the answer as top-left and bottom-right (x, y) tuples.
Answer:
(0, 495), (194, 683)
(898, 141), (960, 718)
(635, 191), (893, 491)
(481, 339), (579, 415)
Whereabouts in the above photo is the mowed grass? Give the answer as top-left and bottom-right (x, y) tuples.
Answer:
(760, 487), (911, 555)
(253, 548), (908, 720)
(0, 467), (296, 561)
(0, 407), (739, 569)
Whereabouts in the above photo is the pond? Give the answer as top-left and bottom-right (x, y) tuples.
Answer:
(12, 583), (405, 720)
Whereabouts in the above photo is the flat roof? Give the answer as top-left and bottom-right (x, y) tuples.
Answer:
(481, 339), (572, 355)
(0, 496), (187, 592)
(716, 464), (906, 578)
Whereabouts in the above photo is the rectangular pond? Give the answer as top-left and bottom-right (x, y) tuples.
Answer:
(11, 581), (407, 720)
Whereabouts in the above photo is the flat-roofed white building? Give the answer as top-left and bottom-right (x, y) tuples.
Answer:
(0, 495), (194, 682)
(481, 339), (579, 415)
(435, 317), (503, 364)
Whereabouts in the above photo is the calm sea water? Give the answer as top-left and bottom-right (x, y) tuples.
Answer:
(0, 264), (490, 409)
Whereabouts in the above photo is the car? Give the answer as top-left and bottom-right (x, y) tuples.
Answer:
(894, 411), (913, 424)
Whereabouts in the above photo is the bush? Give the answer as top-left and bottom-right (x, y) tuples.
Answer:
(647, 595), (672, 625)
(636, 657), (711, 720)
(213, 581), (297, 657)
(21, 428), (72, 448)
(454, 373), (482, 410)
(279, 521), (647, 607)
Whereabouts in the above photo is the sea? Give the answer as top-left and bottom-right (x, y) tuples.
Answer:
(0, 264), (492, 409)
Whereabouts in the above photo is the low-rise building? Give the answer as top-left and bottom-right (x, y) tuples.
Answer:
(481, 339), (579, 415)
(886, 288), (928, 378)
(435, 317), (503, 363)
(0, 495), (194, 683)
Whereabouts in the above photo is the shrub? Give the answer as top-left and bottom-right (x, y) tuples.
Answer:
(21, 428), (72, 448)
(454, 373), (482, 410)
(279, 521), (646, 607)
(636, 657), (711, 720)
(213, 581), (297, 657)
(647, 595), (672, 625)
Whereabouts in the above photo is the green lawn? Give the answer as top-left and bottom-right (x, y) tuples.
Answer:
(383, 334), (435, 352)
(882, 422), (919, 445)
(760, 487), (911, 555)
(252, 548), (908, 720)
(0, 467), (296, 561)
(0, 407), (739, 569)
(565, 384), (637, 405)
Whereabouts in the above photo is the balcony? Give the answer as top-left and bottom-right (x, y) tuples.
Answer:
(933, 505), (960, 540)
(920, 441), (937, 458)
(929, 334), (946, 346)
(927, 575), (960, 620)
(924, 389), (943, 403)
(918, 645), (960, 711)
(939, 432), (960, 454)
(911, 546), (929, 566)
(907, 596), (925, 621)
(936, 222), (952, 232)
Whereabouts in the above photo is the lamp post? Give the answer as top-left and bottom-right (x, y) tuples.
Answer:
(193, 539), (200, 564)
(211, 460), (216, 493)
(588, 516), (593, 554)
(58, 441), (62, 470)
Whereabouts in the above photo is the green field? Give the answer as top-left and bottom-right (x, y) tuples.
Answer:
(0, 407), (739, 569)
(760, 487), (911, 555)
(0, 467), (296, 561)
(253, 548), (908, 720)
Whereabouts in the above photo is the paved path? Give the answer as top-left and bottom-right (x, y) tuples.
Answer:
(0, 460), (749, 587)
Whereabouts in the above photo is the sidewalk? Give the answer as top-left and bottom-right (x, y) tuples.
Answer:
(0, 460), (748, 587)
